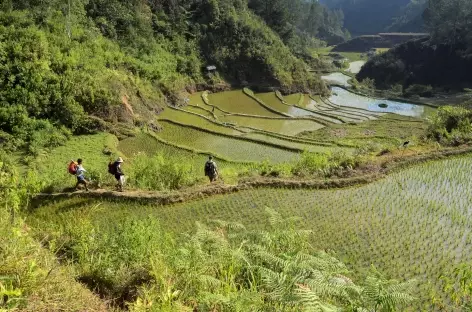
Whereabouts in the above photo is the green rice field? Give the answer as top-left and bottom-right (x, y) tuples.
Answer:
(207, 90), (282, 117)
(240, 132), (345, 154)
(282, 93), (303, 105)
(122, 89), (433, 166)
(118, 133), (250, 178)
(218, 115), (325, 135)
(159, 107), (243, 135)
(30, 156), (472, 309)
(156, 120), (300, 163)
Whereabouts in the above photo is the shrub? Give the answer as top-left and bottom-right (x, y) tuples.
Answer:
(427, 106), (472, 145)
(257, 160), (291, 177)
(292, 151), (331, 176)
(292, 150), (362, 177)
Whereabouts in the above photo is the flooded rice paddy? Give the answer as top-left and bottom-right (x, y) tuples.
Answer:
(329, 87), (427, 117)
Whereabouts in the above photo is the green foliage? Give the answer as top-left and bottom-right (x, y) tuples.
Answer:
(427, 106), (472, 145)
(0, 0), (330, 155)
(248, 0), (349, 48)
(37, 155), (472, 309)
(196, 0), (327, 94)
(0, 152), (43, 216)
(129, 153), (199, 191)
(434, 263), (472, 310)
(358, 0), (472, 89)
(424, 0), (472, 46)
(292, 150), (360, 177)
(31, 203), (416, 311)
(362, 267), (416, 312)
(0, 150), (104, 311)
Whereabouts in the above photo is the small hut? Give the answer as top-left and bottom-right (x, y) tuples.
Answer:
(205, 65), (217, 78)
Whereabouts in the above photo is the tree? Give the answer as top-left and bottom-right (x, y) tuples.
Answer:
(424, 0), (472, 46)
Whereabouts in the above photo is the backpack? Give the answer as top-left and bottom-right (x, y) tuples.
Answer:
(108, 162), (117, 175)
(205, 161), (215, 176)
(68, 161), (77, 175)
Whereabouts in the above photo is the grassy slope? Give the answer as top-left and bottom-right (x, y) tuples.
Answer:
(1, 211), (106, 311)
(33, 133), (122, 192)
(29, 155), (472, 310)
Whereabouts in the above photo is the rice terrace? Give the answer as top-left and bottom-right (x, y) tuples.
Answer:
(2, 0), (472, 311)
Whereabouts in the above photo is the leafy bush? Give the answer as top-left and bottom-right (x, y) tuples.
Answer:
(427, 106), (472, 145)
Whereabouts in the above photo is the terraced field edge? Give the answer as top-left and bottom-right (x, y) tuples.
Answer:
(35, 145), (472, 205)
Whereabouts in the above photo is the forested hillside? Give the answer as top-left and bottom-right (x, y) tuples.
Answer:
(357, 0), (472, 90)
(322, 0), (426, 35)
(0, 0), (345, 155)
(249, 0), (350, 46)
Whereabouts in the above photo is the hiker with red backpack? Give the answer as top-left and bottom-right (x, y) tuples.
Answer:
(108, 157), (125, 192)
(69, 158), (89, 191)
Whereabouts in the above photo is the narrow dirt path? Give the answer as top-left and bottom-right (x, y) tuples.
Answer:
(34, 146), (472, 207)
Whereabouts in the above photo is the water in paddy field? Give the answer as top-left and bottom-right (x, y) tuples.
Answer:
(329, 87), (426, 117)
(321, 73), (352, 87)
(346, 61), (366, 74)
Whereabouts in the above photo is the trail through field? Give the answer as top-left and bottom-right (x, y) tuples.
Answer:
(31, 153), (472, 310)
(35, 157), (472, 310)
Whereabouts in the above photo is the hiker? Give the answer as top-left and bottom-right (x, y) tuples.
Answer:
(109, 157), (125, 191)
(204, 156), (218, 182)
(72, 159), (89, 191)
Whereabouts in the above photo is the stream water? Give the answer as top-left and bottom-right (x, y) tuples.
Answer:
(321, 72), (352, 87)
(346, 61), (366, 74)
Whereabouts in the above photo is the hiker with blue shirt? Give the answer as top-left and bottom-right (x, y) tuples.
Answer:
(74, 158), (89, 191)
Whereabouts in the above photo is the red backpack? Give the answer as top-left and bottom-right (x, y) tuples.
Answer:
(68, 161), (77, 175)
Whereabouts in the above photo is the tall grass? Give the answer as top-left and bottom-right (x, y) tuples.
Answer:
(128, 154), (201, 191)
(0, 152), (105, 311)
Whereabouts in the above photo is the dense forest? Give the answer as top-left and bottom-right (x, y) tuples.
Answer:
(0, 0), (348, 155)
(357, 0), (472, 91)
(321, 0), (427, 35)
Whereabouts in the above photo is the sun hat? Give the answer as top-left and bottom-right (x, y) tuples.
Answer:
(117, 157), (124, 163)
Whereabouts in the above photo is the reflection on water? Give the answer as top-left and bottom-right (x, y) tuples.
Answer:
(329, 87), (426, 117)
(347, 61), (366, 74)
(321, 73), (351, 87)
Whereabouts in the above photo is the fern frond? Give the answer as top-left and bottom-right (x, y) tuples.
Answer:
(265, 207), (284, 227)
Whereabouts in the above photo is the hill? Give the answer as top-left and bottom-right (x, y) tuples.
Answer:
(356, 0), (472, 90)
(321, 0), (426, 35)
(333, 32), (428, 52)
(0, 0), (331, 156)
